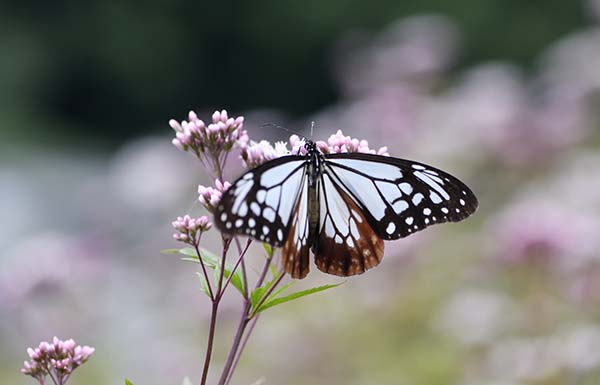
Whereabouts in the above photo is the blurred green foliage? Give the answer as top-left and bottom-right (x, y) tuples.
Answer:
(0, 0), (588, 144)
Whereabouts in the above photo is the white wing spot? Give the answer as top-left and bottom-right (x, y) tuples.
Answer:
(351, 209), (363, 223)
(430, 191), (442, 204)
(265, 186), (281, 209)
(262, 225), (269, 235)
(392, 199), (409, 213)
(346, 237), (354, 247)
(248, 218), (256, 228)
(335, 234), (343, 244)
(243, 173), (253, 180)
(220, 213), (227, 221)
(250, 202), (261, 216)
(412, 164), (425, 170)
(462, 190), (467, 195)
(375, 181), (402, 202)
(238, 202), (248, 217)
(423, 208), (432, 216)
(425, 218), (430, 224)
(235, 219), (243, 228)
(460, 199), (466, 206)
(399, 182), (413, 195)
(405, 217), (414, 225)
(456, 208), (461, 213)
(415, 171), (450, 200)
(324, 217), (336, 237)
(225, 222), (232, 229)
(441, 207), (449, 214)
(277, 229), (283, 241)
(256, 190), (266, 203)
(412, 193), (424, 206)
(386, 222), (396, 235)
(263, 207), (276, 223)
(350, 218), (359, 239)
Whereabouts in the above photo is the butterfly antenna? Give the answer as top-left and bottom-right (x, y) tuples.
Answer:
(310, 121), (315, 139)
(261, 123), (305, 139)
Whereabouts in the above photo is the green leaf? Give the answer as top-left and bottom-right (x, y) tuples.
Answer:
(125, 379), (134, 385)
(181, 377), (193, 385)
(262, 242), (273, 258)
(174, 247), (245, 296)
(196, 272), (211, 298)
(215, 265), (245, 296)
(250, 271), (283, 311)
(255, 282), (344, 314)
(160, 248), (180, 254)
(265, 281), (296, 302)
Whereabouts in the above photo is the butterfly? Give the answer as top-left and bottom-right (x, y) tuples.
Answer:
(214, 140), (478, 279)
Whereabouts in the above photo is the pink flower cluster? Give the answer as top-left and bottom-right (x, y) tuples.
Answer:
(21, 337), (94, 385)
(240, 130), (390, 169)
(172, 215), (212, 244)
(170, 109), (247, 161)
(240, 140), (292, 169)
(197, 179), (231, 212)
(317, 130), (389, 155)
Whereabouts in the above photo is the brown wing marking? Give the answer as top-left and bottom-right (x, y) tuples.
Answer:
(313, 174), (384, 277)
(281, 179), (311, 279)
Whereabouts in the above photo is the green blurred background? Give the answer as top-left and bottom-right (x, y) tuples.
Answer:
(2, 0), (600, 384)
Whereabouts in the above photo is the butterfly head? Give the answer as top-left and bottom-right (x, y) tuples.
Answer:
(304, 139), (318, 155)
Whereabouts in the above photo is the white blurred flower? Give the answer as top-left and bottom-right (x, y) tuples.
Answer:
(1, 233), (80, 302)
(435, 289), (519, 346)
(587, 0), (600, 20)
(109, 137), (189, 212)
(539, 27), (600, 99)
(560, 325), (600, 371)
(487, 337), (563, 381)
(333, 14), (460, 97)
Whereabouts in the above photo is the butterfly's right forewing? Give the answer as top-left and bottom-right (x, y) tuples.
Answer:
(215, 156), (307, 246)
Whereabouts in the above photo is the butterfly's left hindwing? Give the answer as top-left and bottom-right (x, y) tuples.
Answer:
(214, 156), (307, 246)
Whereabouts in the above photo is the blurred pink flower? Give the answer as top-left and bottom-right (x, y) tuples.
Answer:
(22, 336), (94, 385)
(489, 197), (600, 268)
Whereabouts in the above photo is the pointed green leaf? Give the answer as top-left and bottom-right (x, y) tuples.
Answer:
(250, 271), (283, 311)
(181, 377), (193, 385)
(173, 247), (245, 296)
(265, 281), (296, 302)
(196, 272), (211, 298)
(125, 379), (134, 385)
(262, 242), (273, 258)
(256, 282), (344, 314)
(222, 268), (245, 296)
(160, 248), (180, 254)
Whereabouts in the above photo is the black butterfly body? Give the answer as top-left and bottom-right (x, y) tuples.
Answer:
(215, 140), (478, 279)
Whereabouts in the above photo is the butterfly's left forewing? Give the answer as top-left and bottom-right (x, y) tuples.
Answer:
(324, 153), (478, 240)
(215, 156), (307, 246)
